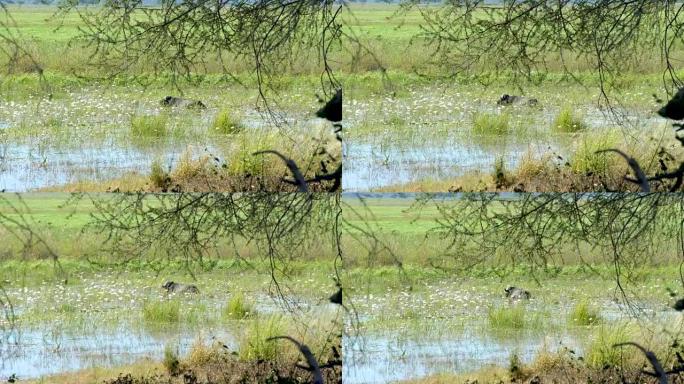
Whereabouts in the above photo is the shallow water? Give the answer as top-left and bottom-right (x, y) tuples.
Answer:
(0, 141), (182, 191)
(0, 324), (237, 378)
(345, 305), (679, 384)
(344, 329), (583, 384)
(343, 139), (565, 191)
(0, 299), (336, 379)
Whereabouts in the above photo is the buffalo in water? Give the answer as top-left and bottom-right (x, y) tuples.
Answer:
(329, 287), (342, 305)
(497, 94), (538, 106)
(160, 96), (207, 110)
(674, 298), (684, 311)
(316, 89), (342, 122)
(504, 286), (531, 301)
(658, 88), (684, 120)
(162, 281), (200, 294)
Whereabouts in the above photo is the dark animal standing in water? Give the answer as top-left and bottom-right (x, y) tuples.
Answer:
(329, 287), (342, 305)
(497, 94), (538, 106)
(504, 286), (531, 301)
(162, 281), (200, 294)
(658, 88), (684, 120)
(160, 96), (206, 110)
(316, 89), (342, 122)
(674, 298), (684, 311)
(657, 88), (684, 147)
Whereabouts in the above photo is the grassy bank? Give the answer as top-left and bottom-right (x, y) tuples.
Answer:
(0, 193), (339, 264)
(342, 195), (681, 269)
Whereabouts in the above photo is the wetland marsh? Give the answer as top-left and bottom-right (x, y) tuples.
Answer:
(343, 4), (684, 192)
(1, 264), (340, 380)
(342, 195), (684, 383)
(0, 7), (342, 192)
(0, 84), (339, 192)
(345, 80), (675, 192)
(0, 194), (342, 383)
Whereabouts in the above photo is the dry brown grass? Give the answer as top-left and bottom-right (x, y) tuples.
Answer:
(376, 148), (679, 193)
(375, 167), (643, 193)
(38, 155), (339, 193)
(24, 359), (166, 384)
(26, 344), (342, 384)
(396, 349), (684, 384)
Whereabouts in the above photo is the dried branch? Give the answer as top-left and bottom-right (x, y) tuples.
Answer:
(613, 342), (667, 384)
(267, 336), (323, 384)
(596, 149), (650, 192)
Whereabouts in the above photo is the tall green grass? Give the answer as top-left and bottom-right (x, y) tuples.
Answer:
(569, 300), (601, 326)
(163, 345), (180, 376)
(472, 113), (510, 135)
(130, 114), (168, 138)
(223, 292), (255, 320)
(149, 159), (170, 188)
(552, 107), (587, 133)
(508, 353), (524, 381)
(224, 133), (282, 176)
(211, 109), (243, 135)
(585, 324), (632, 368)
(492, 156), (510, 187)
(142, 300), (180, 323)
(238, 315), (284, 361)
(571, 131), (620, 174)
(487, 306), (527, 329)
(184, 303), (211, 326)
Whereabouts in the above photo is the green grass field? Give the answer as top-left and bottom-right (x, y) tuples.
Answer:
(1, 7), (81, 41)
